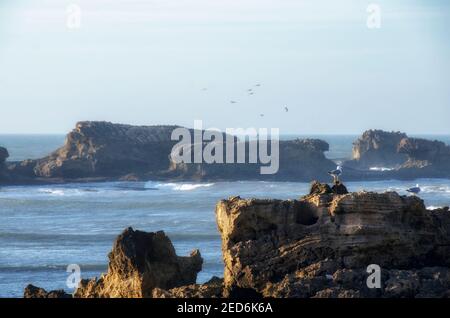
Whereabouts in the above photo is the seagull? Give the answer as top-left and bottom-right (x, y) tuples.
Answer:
(230, 100), (237, 104)
(406, 184), (421, 195)
(284, 106), (289, 112)
(255, 84), (261, 87)
(328, 165), (342, 183)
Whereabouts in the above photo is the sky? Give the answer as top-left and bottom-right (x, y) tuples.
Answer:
(0, 0), (449, 134)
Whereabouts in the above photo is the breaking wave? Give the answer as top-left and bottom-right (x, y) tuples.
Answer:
(145, 182), (215, 191)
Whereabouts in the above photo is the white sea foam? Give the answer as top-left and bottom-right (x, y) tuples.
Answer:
(147, 182), (215, 191)
(38, 188), (66, 196)
(427, 205), (444, 210)
(369, 167), (394, 172)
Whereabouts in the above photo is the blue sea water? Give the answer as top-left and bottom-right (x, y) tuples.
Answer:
(0, 135), (450, 298)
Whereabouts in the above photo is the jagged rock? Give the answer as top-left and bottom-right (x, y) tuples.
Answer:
(0, 146), (8, 164)
(5, 122), (335, 183)
(74, 227), (203, 298)
(215, 183), (450, 298)
(24, 284), (72, 298)
(0, 146), (9, 180)
(345, 130), (450, 179)
(168, 138), (335, 181)
(349, 130), (408, 169)
(309, 180), (333, 195)
(32, 122), (183, 179)
(152, 277), (224, 298)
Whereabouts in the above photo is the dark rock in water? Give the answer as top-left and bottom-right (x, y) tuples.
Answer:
(4, 122), (336, 183)
(398, 137), (450, 168)
(24, 284), (72, 298)
(167, 138), (335, 181)
(0, 146), (8, 164)
(215, 189), (450, 298)
(349, 129), (408, 169)
(0, 146), (9, 180)
(73, 227), (203, 298)
(344, 129), (450, 179)
(33, 122), (183, 179)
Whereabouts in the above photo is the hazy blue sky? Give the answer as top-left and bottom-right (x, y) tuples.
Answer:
(0, 0), (449, 134)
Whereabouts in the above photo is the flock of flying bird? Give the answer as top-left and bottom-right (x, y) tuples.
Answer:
(202, 83), (289, 118)
(202, 84), (421, 196)
(328, 166), (422, 195)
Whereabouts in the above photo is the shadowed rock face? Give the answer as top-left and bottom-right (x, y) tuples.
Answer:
(169, 138), (335, 181)
(215, 184), (450, 298)
(24, 284), (71, 298)
(345, 130), (450, 179)
(349, 130), (408, 169)
(33, 122), (183, 178)
(398, 137), (450, 168)
(0, 146), (10, 181)
(73, 227), (203, 298)
(0, 146), (8, 177)
(5, 121), (336, 182)
(0, 146), (8, 164)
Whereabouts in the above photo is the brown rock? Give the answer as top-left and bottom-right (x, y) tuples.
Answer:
(24, 284), (72, 298)
(215, 183), (450, 297)
(74, 227), (203, 298)
(152, 277), (224, 298)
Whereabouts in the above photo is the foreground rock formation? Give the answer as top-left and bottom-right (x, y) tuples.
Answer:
(23, 284), (71, 298)
(25, 182), (450, 298)
(74, 228), (203, 298)
(215, 183), (450, 298)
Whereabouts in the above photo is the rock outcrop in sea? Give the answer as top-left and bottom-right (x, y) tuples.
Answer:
(348, 130), (408, 169)
(4, 121), (336, 183)
(345, 129), (450, 179)
(0, 146), (8, 181)
(24, 182), (450, 298)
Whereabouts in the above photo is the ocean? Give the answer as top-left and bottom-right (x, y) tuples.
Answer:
(0, 134), (450, 297)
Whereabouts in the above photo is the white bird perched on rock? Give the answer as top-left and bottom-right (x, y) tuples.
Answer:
(328, 165), (342, 183)
(407, 184), (421, 195)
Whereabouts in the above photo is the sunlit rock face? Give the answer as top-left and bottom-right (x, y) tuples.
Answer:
(74, 227), (203, 298)
(215, 183), (450, 298)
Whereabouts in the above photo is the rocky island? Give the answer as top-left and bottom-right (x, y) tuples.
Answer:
(344, 129), (450, 179)
(2, 123), (450, 185)
(24, 182), (450, 298)
(1, 121), (336, 184)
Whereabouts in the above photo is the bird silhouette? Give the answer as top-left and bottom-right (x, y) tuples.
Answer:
(284, 106), (289, 112)
(260, 114), (264, 117)
(230, 101), (237, 104)
(328, 166), (342, 183)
